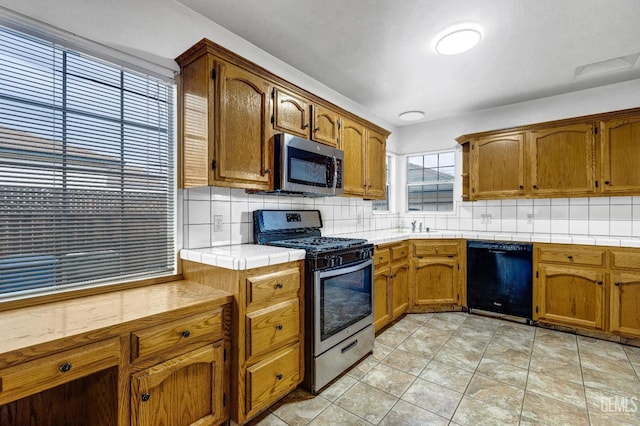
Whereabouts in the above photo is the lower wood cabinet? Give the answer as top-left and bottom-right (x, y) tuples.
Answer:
(410, 240), (463, 312)
(610, 272), (640, 338)
(131, 342), (226, 426)
(373, 243), (408, 332)
(182, 260), (304, 425)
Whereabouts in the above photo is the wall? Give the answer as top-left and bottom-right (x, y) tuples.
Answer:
(398, 78), (640, 244)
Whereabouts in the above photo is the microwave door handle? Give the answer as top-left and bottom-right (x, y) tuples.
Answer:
(332, 156), (338, 191)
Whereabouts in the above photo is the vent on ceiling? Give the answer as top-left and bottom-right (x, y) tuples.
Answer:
(575, 53), (640, 78)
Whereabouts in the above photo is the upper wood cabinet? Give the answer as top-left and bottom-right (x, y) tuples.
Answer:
(600, 115), (640, 195)
(471, 132), (525, 198)
(272, 87), (310, 138)
(457, 108), (640, 200)
(176, 39), (390, 191)
(311, 104), (340, 147)
(341, 118), (387, 200)
(529, 123), (595, 196)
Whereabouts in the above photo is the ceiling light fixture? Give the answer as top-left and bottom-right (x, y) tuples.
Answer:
(398, 111), (425, 121)
(435, 25), (482, 55)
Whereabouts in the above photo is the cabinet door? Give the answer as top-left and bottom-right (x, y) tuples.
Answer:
(610, 272), (640, 338)
(600, 115), (640, 194)
(529, 123), (596, 196)
(311, 104), (340, 147)
(365, 129), (387, 199)
(215, 60), (271, 189)
(373, 269), (391, 332)
(340, 117), (366, 196)
(537, 266), (604, 330)
(472, 133), (525, 198)
(391, 263), (409, 318)
(131, 343), (226, 426)
(412, 257), (458, 306)
(273, 88), (310, 138)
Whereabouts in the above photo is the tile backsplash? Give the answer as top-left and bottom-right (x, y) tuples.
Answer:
(180, 188), (638, 249)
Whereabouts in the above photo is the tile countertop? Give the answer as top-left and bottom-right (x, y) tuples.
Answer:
(180, 229), (640, 270)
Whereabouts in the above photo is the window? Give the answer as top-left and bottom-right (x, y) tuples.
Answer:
(372, 155), (391, 211)
(407, 151), (454, 212)
(0, 26), (175, 298)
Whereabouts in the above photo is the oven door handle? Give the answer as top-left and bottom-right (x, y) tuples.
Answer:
(341, 339), (358, 353)
(317, 258), (373, 280)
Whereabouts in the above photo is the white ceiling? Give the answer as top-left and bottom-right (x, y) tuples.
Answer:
(177, 0), (640, 127)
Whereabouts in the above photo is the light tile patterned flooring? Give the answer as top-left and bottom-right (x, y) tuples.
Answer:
(249, 312), (640, 426)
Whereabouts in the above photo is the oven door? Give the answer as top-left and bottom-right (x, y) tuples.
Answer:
(314, 258), (373, 355)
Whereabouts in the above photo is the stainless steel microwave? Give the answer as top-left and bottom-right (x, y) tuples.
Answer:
(270, 133), (344, 196)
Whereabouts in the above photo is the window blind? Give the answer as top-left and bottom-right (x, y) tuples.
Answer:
(0, 26), (175, 298)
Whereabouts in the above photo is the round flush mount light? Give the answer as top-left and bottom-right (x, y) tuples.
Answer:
(435, 25), (482, 55)
(398, 111), (425, 121)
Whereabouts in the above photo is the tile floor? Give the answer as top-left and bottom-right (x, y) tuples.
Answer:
(249, 312), (640, 426)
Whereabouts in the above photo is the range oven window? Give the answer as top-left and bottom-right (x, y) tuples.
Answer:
(288, 146), (332, 187)
(319, 262), (372, 341)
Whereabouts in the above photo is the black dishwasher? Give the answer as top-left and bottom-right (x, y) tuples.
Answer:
(467, 241), (533, 321)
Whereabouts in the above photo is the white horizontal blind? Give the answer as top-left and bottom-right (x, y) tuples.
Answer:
(0, 26), (175, 297)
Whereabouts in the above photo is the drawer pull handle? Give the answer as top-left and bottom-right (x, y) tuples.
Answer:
(275, 282), (283, 289)
(615, 282), (621, 287)
(276, 373), (283, 380)
(341, 339), (358, 353)
(181, 330), (191, 338)
(141, 393), (151, 402)
(59, 362), (72, 373)
(276, 324), (283, 331)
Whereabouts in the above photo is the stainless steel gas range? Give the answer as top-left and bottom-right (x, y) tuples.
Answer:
(254, 209), (374, 394)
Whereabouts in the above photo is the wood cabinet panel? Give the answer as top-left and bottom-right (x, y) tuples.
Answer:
(131, 342), (225, 426)
(610, 272), (640, 338)
(529, 123), (596, 195)
(246, 300), (299, 360)
(391, 245), (409, 262)
(601, 115), (640, 194)
(215, 60), (271, 188)
(131, 310), (224, 361)
(273, 88), (310, 138)
(341, 117), (366, 196)
(391, 263), (409, 318)
(413, 242), (458, 257)
(611, 249), (640, 271)
(373, 267), (392, 332)
(311, 104), (340, 147)
(365, 129), (387, 199)
(537, 266), (604, 330)
(246, 267), (300, 309)
(413, 257), (458, 306)
(537, 247), (605, 267)
(245, 344), (300, 416)
(0, 338), (120, 405)
(472, 132), (525, 198)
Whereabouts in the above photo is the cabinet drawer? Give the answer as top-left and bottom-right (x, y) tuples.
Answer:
(246, 300), (299, 359)
(246, 344), (300, 414)
(413, 242), (458, 257)
(247, 268), (300, 308)
(132, 310), (224, 361)
(391, 245), (409, 261)
(374, 248), (390, 266)
(611, 250), (640, 271)
(0, 338), (119, 405)
(538, 247), (605, 267)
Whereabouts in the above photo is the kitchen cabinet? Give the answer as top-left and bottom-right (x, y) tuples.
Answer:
(341, 117), (387, 199)
(176, 39), (390, 191)
(529, 123), (596, 196)
(0, 281), (232, 426)
(311, 103), (340, 147)
(410, 240), (462, 311)
(600, 114), (640, 195)
(373, 243), (409, 332)
(181, 260), (304, 425)
(471, 132), (526, 198)
(609, 249), (640, 338)
(272, 87), (310, 138)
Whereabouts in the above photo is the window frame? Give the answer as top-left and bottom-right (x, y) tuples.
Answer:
(405, 149), (456, 213)
(372, 154), (392, 213)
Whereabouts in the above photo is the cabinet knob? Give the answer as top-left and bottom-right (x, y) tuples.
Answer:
(532, 184), (538, 189)
(303, 123), (309, 129)
(604, 181), (610, 185)
(597, 281), (603, 286)
(141, 393), (151, 402)
(276, 324), (283, 331)
(519, 185), (524, 190)
(275, 282), (283, 289)
(567, 255), (573, 260)
(314, 127), (320, 132)
(614, 282), (621, 287)
(181, 330), (191, 338)
(59, 362), (72, 373)
(276, 373), (283, 380)
(263, 168), (271, 175)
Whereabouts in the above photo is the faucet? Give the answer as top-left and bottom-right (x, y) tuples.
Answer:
(411, 220), (416, 232)
(419, 222), (423, 232)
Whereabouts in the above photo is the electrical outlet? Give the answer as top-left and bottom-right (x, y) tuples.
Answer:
(357, 213), (362, 225)
(214, 215), (223, 232)
(527, 213), (535, 224)
(481, 214), (492, 224)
